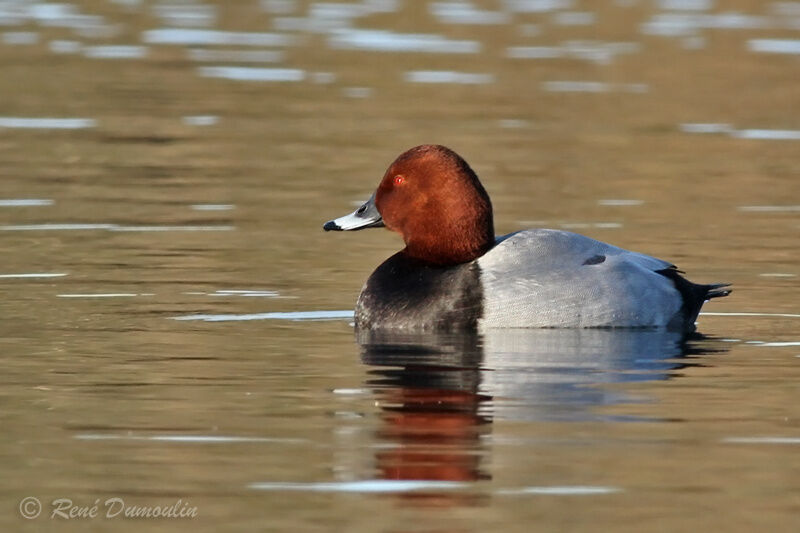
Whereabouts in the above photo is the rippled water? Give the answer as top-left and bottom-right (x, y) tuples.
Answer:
(1, 0), (798, 531)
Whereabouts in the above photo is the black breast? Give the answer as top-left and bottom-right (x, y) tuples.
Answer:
(355, 252), (483, 331)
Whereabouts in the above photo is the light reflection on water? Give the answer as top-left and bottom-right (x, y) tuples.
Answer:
(0, 223), (234, 231)
(83, 45), (147, 59)
(152, 3), (217, 28)
(75, 434), (304, 444)
(197, 66), (305, 82)
(541, 81), (648, 93)
(0, 198), (54, 206)
(358, 328), (709, 423)
(505, 0), (575, 13)
(748, 38), (800, 54)
(337, 328), (726, 498)
(249, 479), (621, 495)
(405, 70), (495, 84)
(429, 2), (510, 25)
(506, 41), (640, 63)
(328, 28), (481, 53)
(182, 116), (220, 127)
(142, 28), (294, 46)
(0, 272), (66, 278)
(681, 123), (800, 141)
(172, 310), (354, 322)
(0, 117), (96, 129)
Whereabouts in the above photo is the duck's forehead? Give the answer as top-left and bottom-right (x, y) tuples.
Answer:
(395, 152), (451, 178)
(390, 153), (424, 173)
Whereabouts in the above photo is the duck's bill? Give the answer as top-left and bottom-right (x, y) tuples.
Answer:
(323, 194), (384, 231)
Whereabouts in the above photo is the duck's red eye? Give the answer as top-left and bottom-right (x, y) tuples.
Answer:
(393, 175), (405, 185)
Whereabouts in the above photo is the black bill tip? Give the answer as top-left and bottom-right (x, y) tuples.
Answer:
(323, 220), (341, 231)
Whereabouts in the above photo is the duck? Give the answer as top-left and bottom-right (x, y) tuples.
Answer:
(323, 144), (730, 332)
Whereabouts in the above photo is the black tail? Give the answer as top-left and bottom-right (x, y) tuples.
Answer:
(705, 283), (732, 300)
(656, 267), (731, 333)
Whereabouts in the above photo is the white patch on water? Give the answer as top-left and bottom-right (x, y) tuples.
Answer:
(249, 480), (620, 495)
(75, 433), (305, 443)
(0, 199), (54, 206)
(723, 437), (800, 445)
(271, 0), (396, 33)
(559, 222), (623, 229)
(507, 46), (562, 59)
(328, 29), (480, 53)
(593, 222), (623, 229)
(598, 199), (644, 206)
(198, 66), (305, 82)
(505, 0), (574, 13)
(143, 28), (294, 47)
(679, 123), (734, 134)
(172, 310), (355, 322)
(641, 12), (772, 37)
(657, 0), (713, 10)
(700, 312), (800, 318)
(748, 39), (800, 54)
(429, 2), (509, 25)
(83, 45), (147, 59)
(56, 292), (144, 298)
(405, 70), (495, 84)
(190, 203), (233, 210)
(542, 81), (648, 93)
(152, 3), (217, 28)
(0, 273), (67, 279)
(496, 485), (622, 495)
(182, 116), (219, 126)
(756, 341), (800, 347)
(249, 480), (467, 493)
(332, 388), (368, 395)
(108, 225), (235, 232)
(0, 223), (233, 231)
(543, 81), (610, 92)
(0, 117), (96, 129)
(57, 293), (141, 298)
(207, 290), (281, 297)
(0, 224), (114, 231)
(737, 205), (800, 212)
(731, 129), (800, 140)
(507, 41), (640, 64)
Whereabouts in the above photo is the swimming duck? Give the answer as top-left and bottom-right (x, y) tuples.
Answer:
(324, 144), (730, 332)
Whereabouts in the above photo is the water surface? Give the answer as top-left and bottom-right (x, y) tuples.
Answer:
(1, 0), (798, 531)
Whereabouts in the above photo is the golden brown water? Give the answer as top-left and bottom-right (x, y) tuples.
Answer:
(1, 1), (799, 531)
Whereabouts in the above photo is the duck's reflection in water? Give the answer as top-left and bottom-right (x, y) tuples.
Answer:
(358, 328), (718, 506)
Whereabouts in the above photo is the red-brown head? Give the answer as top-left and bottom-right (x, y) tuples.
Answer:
(325, 145), (495, 266)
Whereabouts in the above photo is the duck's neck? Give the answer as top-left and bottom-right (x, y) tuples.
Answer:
(402, 220), (495, 266)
